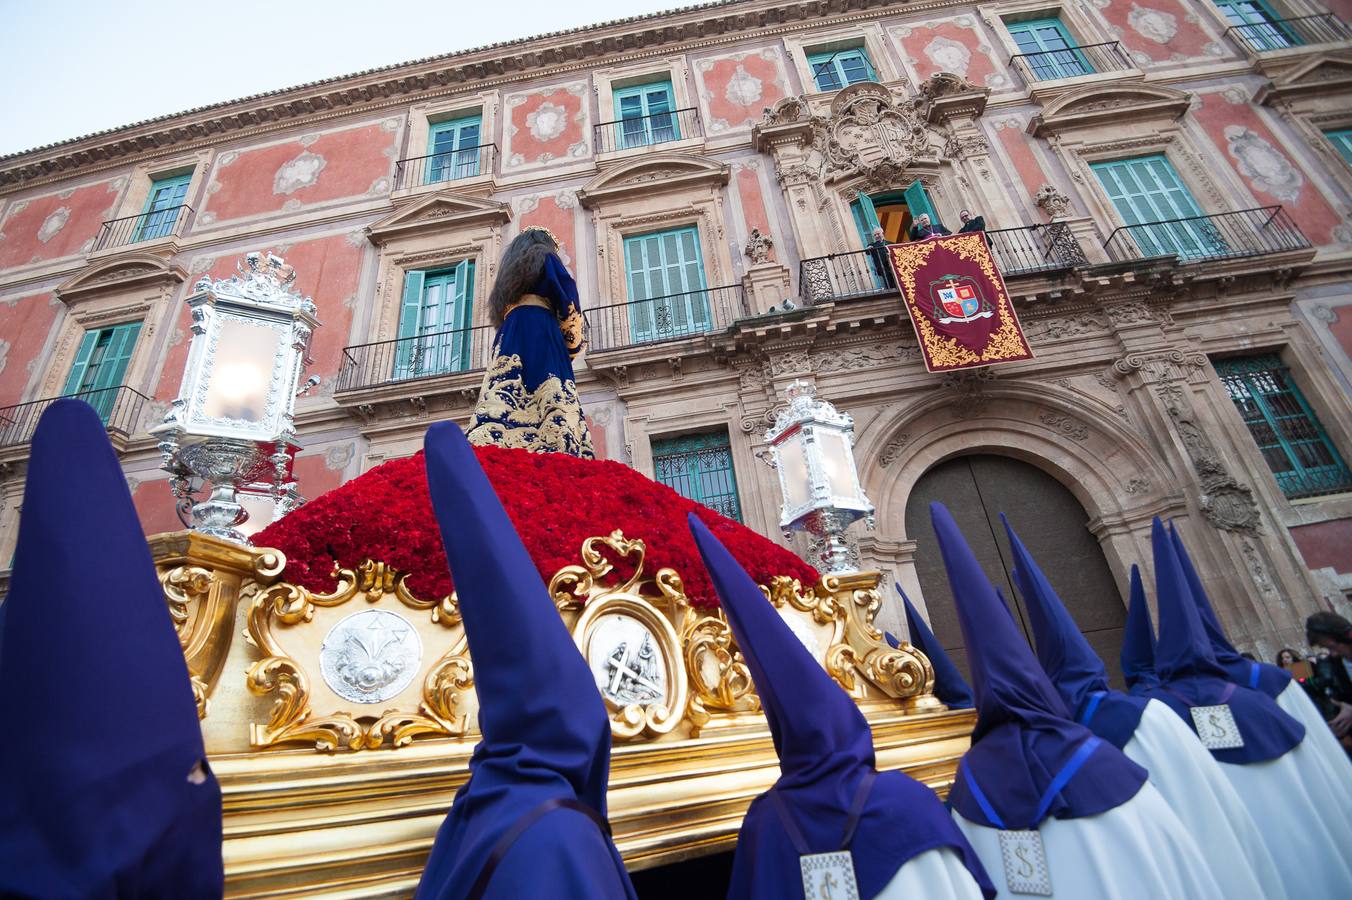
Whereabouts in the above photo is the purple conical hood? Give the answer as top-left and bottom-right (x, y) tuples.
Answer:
(897, 585), (973, 709)
(1121, 565), (1159, 694)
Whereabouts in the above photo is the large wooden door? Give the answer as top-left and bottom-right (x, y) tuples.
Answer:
(903, 454), (1127, 686)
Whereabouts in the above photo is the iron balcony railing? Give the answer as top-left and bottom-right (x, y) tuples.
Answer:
(1009, 41), (1134, 84)
(393, 144), (497, 190)
(94, 204), (193, 251)
(586, 284), (747, 352)
(1275, 465), (1352, 501)
(799, 223), (1087, 304)
(1103, 206), (1309, 264)
(337, 325), (496, 392)
(0, 385), (149, 448)
(594, 107), (701, 154)
(1224, 14), (1351, 54)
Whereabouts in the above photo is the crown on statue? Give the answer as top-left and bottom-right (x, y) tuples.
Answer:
(522, 224), (561, 247)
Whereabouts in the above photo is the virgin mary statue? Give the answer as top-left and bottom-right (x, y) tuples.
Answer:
(465, 227), (595, 459)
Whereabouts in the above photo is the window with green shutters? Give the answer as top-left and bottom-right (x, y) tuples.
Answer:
(1214, 354), (1352, 499)
(1091, 155), (1227, 260)
(1214, 1), (1300, 51)
(1006, 18), (1094, 80)
(62, 322), (142, 422)
(1325, 128), (1352, 168)
(427, 115), (482, 183)
(613, 81), (679, 149)
(134, 173), (191, 242)
(807, 48), (876, 92)
(652, 431), (743, 522)
(393, 261), (475, 380)
(622, 227), (710, 344)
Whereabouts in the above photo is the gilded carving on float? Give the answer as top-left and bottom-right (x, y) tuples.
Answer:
(245, 558), (473, 751)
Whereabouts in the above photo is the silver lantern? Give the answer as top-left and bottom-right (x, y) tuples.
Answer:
(152, 252), (318, 544)
(764, 379), (875, 575)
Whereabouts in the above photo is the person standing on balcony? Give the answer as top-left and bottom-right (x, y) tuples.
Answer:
(908, 213), (951, 241)
(957, 210), (987, 234)
(867, 227), (896, 289)
(466, 227), (595, 458)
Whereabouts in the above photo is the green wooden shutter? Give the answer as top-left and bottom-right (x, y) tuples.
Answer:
(1326, 129), (1352, 167)
(623, 227), (708, 343)
(393, 269), (426, 379)
(91, 322), (140, 392)
(62, 329), (100, 396)
(135, 173), (192, 241)
(903, 181), (936, 224)
(449, 259), (474, 370)
(1091, 156), (1223, 259)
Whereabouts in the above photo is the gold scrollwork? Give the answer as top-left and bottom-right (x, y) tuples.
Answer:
(683, 614), (759, 736)
(161, 565), (213, 642)
(818, 574), (936, 703)
(245, 560), (474, 752)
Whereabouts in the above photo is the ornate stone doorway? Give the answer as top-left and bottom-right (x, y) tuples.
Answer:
(903, 453), (1127, 685)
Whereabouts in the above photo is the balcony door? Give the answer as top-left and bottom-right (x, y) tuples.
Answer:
(614, 82), (679, 149)
(427, 116), (482, 183)
(1214, 0), (1300, 51)
(1007, 18), (1093, 80)
(62, 322), (141, 422)
(135, 173), (191, 242)
(850, 182), (933, 289)
(1092, 155), (1226, 260)
(623, 227), (709, 344)
(394, 261), (474, 380)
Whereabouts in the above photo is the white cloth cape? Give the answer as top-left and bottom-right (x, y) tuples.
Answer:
(1275, 680), (1352, 804)
(1216, 699), (1352, 900)
(875, 847), (986, 900)
(953, 781), (1224, 900)
(1121, 699), (1286, 900)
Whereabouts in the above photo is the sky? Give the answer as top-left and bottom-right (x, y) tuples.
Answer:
(0, 0), (707, 157)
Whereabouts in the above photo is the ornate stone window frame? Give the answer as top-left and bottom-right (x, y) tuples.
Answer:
(363, 192), (511, 343)
(91, 149), (212, 260)
(977, 1), (1144, 100)
(38, 254), (188, 402)
(1257, 54), (1352, 202)
(833, 161), (955, 251)
(592, 56), (701, 163)
(625, 406), (761, 529)
(784, 24), (898, 98)
(578, 155), (733, 306)
(400, 89), (500, 197)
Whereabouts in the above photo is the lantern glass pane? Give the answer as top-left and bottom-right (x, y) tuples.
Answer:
(818, 429), (854, 498)
(777, 430), (812, 510)
(203, 318), (280, 425)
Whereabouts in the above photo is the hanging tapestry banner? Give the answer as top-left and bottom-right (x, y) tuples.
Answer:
(887, 234), (1034, 373)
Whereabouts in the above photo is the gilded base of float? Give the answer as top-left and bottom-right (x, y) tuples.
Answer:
(148, 530), (974, 898)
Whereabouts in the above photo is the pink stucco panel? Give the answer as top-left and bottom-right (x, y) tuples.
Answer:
(0, 179), (121, 269)
(993, 119), (1050, 198)
(735, 164), (776, 262)
(1097, 0), (1221, 64)
(696, 49), (790, 134)
(292, 451), (347, 500)
(1290, 518), (1352, 574)
(519, 195), (579, 267)
(132, 478), (183, 536)
(504, 85), (589, 169)
(0, 292), (60, 406)
(156, 234), (363, 401)
(891, 21), (1011, 90)
(201, 120), (397, 223)
(1193, 95), (1343, 246)
(1325, 303), (1352, 366)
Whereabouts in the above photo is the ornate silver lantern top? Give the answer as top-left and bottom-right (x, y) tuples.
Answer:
(764, 380), (874, 575)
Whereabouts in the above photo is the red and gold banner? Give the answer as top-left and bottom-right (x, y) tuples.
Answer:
(887, 234), (1034, 373)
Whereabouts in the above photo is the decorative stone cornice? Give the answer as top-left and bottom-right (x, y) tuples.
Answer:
(364, 192), (510, 244)
(55, 252), (187, 304)
(0, 0), (925, 189)
(1028, 84), (1192, 137)
(1255, 52), (1352, 105)
(577, 154), (730, 208)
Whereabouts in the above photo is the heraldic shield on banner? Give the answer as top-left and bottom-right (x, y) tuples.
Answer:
(887, 233), (1034, 373)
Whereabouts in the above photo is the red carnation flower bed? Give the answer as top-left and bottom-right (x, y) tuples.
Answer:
(255, 445), (819, 608)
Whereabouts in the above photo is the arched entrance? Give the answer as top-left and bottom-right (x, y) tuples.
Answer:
(903, 454), (1127, 686)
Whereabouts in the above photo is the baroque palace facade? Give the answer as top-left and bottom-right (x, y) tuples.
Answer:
(1, 0), (1351, 665)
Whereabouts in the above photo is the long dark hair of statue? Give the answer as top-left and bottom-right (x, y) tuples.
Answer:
(488, 229), (558, 327)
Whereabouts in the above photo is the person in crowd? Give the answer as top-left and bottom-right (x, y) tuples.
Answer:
(466, 226), (594, 458)
(1121, 565), (1161, 696)
(885, 586), (973, 709)
(908, 213), (951, 241)
(1305, 612), (1352, 746)
(1171, 524), (1352, 786)
(866, 226), (896, 289)
(1276, 648), (1302, 669)
(957, 209), (986, 234)
(930, 503), (1224, 899)
(416, 423), (635, 899)
(687, 514), (994, 900)
(0, 400), (224, 898)
(1136, 520), (1352, 897)
(1004, 515), (1284, 900)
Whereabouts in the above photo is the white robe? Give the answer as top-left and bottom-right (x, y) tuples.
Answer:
(1218, 734), (1352, 899)
(1275, 680), (1352, 803)
(953, 781), (1224, 900)
(1121, 699), (1286, 900)
(876, 847), (986, 900)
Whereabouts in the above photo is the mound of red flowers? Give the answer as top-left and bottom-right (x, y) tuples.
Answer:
(255, 445), (819, 608)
